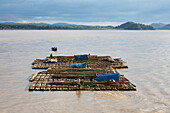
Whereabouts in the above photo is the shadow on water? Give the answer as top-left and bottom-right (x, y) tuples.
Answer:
(24, 74), (32, 91)
(24, 82), (32, 91)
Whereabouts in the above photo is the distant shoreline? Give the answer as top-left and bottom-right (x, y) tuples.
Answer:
(0, 22), (154, 30)
(0, 29), (158, 30)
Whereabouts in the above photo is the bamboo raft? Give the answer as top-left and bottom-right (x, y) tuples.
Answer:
(32, 55), (128, 69)
(29, 54), (136, 91)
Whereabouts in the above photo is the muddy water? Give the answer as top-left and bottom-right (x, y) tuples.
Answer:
(0, 30), (169, 113)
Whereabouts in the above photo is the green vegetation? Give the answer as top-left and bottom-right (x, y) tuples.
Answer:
(116, 22), (154, 30)
(0, 23), (116, 30)
(0, 22), (154, 30)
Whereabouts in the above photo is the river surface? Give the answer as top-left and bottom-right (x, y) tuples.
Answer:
(0, 30), (170, 113)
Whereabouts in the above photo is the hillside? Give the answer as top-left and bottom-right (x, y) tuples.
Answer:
(150, 23), (167, 29)
(150, 23), (170, 30)
(0, 23), (115, 30)
(0, 22), (154, 30)
(160, 24), (170, 30)
(116, 22), (154, 30)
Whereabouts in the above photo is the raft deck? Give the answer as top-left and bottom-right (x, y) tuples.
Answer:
(28, 54), (136, 91)
(32, 55), (128, 69)
(29, 70), (136, 91)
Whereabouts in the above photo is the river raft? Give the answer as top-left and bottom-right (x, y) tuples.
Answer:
(29, 54), (136, 91)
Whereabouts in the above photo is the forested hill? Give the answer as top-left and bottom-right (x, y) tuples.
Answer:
(0, 22), (154, 30)
(116, 22), (154, 30)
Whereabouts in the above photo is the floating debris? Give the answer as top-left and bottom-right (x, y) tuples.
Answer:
(28, 54), (136, 91)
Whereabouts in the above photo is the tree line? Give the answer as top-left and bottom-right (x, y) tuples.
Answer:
(0, 22), (154, 30)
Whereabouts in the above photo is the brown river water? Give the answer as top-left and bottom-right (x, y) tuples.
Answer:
(0, 30), (169, 113)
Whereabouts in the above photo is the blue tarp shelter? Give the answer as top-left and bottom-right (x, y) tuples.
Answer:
(74, 54), (88, 61)
(71, 63), (87, 68)
(96, 74), (120, 82)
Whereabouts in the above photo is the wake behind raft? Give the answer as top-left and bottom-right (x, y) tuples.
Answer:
(29, 54), (136, 91)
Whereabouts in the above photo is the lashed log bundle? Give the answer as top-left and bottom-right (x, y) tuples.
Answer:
(29, 55), (136, 91)
(32, 55), (128, 69)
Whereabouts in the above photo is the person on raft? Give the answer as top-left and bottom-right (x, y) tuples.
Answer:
(74, 78), (81, 88)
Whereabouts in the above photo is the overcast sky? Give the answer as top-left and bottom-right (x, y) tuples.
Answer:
(0, 0), (169, 25)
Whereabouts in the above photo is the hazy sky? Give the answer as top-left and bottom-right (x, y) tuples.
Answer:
(0, 0), (169, 25)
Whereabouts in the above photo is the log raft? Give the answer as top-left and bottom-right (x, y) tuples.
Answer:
(28, 55), (136, 91)
(32, 55), (128, 69)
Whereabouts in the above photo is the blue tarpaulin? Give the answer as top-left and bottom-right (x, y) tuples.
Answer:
(74, 55), (88, 61)
(96, 74), (120, 82)
(71, 63), (87, 68)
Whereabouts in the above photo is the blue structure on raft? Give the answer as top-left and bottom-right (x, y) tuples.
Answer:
(71, 63), (87, 68)
(74, 54), (88, 61)
(96, 74), (120, 82)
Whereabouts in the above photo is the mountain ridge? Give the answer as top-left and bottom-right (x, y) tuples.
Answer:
(0, 22), (154, 30)
(150, 23), (170, 29)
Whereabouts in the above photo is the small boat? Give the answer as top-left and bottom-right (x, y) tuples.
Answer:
(52, 47), (57, 51)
